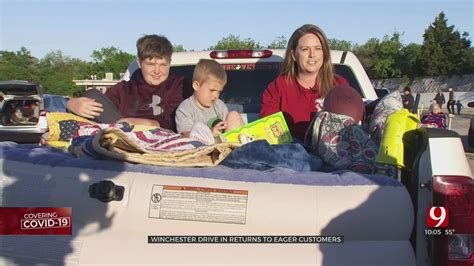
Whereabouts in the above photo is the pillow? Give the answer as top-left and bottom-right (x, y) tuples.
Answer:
(306, 111), (378, 173)
(366, 91), (403, 145)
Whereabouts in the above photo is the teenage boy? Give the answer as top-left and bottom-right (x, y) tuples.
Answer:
(67, 34), (188, 131)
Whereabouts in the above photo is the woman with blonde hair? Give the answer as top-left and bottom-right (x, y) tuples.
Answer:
(260, 24), (349, 140)
(420, 103), (447, 129)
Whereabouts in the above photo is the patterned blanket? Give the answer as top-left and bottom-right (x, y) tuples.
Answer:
(44, 112), (238, 167)
(70, 127), (239, 167)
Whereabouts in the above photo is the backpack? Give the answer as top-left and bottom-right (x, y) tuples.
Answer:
(305, 111), (378, 173)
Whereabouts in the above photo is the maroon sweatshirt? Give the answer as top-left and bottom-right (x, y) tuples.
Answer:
(105, 71), (186, 131)
(260, 75), (348, 140)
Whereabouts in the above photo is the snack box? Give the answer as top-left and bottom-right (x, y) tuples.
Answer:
(219, 112), (292, 144)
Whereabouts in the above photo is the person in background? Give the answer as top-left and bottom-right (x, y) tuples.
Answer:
(447, 87), (455, 114)
(10, 104), (27, 124)
(402, 86), (414, 111)
(456, 100), (464, 115)
(433, 89), (445, 109)
(23, 102), (39, 122)
(420, 103), (447, 129)
(67, 34), (188, 131)
(260, 24), (349, 140)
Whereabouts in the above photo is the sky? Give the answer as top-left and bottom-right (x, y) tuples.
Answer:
(0, 0), (473, 61)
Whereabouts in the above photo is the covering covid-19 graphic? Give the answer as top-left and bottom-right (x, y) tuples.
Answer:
(0, 207), (72, 235)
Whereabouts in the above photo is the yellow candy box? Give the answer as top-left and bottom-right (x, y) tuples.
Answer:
(218, 112), (292, 144)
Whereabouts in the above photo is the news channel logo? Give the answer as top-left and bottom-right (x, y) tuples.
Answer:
(425, 207), (455, 236)
(426, 206), (449, 228)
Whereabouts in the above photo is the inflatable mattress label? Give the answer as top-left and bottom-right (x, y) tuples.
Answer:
(149, 185), (248, 224)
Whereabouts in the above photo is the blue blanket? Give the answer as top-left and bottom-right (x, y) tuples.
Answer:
(221, 140), (322, 172)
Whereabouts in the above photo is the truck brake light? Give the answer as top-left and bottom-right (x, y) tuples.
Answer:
(432, 175), (474, 265)
(209, 49), (272, 59)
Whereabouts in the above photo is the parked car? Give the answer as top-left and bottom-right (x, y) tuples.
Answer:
(375, 87), (391, 98)
(0, 80), (47, 143)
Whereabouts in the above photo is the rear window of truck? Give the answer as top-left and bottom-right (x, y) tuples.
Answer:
(170, 63), (363, 113)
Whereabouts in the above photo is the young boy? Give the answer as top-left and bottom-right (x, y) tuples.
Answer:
(175, 59), (243, 144)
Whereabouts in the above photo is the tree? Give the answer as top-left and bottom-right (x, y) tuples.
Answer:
(421, 12), (472, 76)
(37, 50), (87, 96)
(267, 36), (287, 49)
(354, 33), (404, 79)
(173, 45), (186, 52)
(399, 43), (423, 78)
(209, 34), (262, 50)
(328, 38), (354, 51)
(373, 32), (403, 78)
(0, 47), (39, 82)
(353, 38), (379, 78)
(464, 47), (474, 74)
(90, 47), (134, 80)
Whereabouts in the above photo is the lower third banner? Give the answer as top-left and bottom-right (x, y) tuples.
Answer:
(0, 207), (72, 235)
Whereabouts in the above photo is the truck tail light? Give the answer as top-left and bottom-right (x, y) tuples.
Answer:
(448, 234), (473, 261)
(432, 175), (474, 265)
(39, 110), (47, 116)
(209, 49), (272, 59)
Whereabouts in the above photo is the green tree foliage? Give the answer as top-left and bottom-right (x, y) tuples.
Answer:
(328, 38), (354, 51)
(90, 46), (134, 80)
(374, 33), (403, 78)
(353, 38), (379, 78)
(354, 33), (404, 79)
(421, 12), (472, 76)
(209, 34), (262, 50)
(267, 36), (287, 49)
(465, 47), (474, 74)
(173, 45), (186, 52)
(37, 50), (87, 96)
(399, 43), (423, 78)
(0, 47), (39, 81)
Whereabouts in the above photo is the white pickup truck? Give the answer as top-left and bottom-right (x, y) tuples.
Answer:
(0, 49), (472, 266)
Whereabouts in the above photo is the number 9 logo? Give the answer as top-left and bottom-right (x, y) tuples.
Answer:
(427, 207), (449, 228)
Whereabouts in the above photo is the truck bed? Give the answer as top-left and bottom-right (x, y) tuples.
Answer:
(0, 142), (415, 265)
